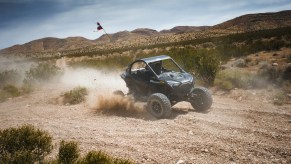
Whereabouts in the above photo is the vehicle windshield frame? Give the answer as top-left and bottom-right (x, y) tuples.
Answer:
(147, 58), (185, 77)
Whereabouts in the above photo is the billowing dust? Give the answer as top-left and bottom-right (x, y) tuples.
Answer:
(95, 95), (144, 117)
(0, 56), (144, 117)
(57, 62), (143, 116)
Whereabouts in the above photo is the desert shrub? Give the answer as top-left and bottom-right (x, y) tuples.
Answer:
(282, 81), (291, 93)
(2, 85), (20, 97)
(287, 55), (291, 63)
(170, 48), (221, 86)
(214, 79), (234, 91)
(24, 62), (62, 84)
(273, 91), (288, 106)
(78, 150), (133, 164)
(258, 63), (282, 84)
(214, 69), (262, 90)
(79, 151), (112, 163)
(0, 125), (53, 163)
(0, 85), (21, 102)
(58, 140), (80, 164)
(113, 157), (134, 164)
(258, 63), (288, 85)
(0, 70), (20, 87)
(0, 91), (7, 102)
(282, 65), (291, 82)
(191, 52), (221, 86)
(63, 87), (87, 105)
(21, 82), (34, 94)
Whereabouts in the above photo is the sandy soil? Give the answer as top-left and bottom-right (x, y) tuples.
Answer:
(0, 81), (290, 164)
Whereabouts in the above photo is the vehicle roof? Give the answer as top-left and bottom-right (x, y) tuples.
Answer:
(138, 55), (171, 64)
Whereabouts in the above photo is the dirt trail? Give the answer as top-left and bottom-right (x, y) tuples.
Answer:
(0, 83), (290, 163)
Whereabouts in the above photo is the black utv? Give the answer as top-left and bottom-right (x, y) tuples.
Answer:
(120, 55), (212, 118)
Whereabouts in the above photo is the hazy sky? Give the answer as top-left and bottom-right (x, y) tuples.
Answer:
(0, 0), (290, 49)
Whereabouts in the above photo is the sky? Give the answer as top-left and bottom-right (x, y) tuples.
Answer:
(0, 0), (291, 49)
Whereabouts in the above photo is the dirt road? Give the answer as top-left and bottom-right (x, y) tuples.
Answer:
(0, 83), (290, 163)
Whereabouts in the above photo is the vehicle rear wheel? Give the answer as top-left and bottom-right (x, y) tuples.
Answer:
(190, 87), (212, 111)
(147, 93), (171, 118)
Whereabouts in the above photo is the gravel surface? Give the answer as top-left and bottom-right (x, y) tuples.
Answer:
(0, 85), (290, 163)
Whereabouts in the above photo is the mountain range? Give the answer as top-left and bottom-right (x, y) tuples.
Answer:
(1, 10), (291, 57)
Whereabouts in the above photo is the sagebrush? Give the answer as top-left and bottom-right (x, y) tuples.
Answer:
(63, 87), (87, 105)
(0, 125), (53, 163)
(0, 125), (133, 163)
(24, 62), (62, 84)
(58, 140), (80, 163)
(0, 84), (21, 102)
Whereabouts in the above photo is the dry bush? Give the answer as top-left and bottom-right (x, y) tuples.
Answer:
(0, 85), (21, 102)
(58, 140), (80, 164)
(78, 150), (133, 164)
(214, 69), (259, 90)
(258, 63), (283, 84)
(282, 64), (291, 82)
(63, 87), (87, 105)
(0, 70), (20, 87)
(273, 91), (289, 106)
(0, 125), (52, 163)
(24, 62), (63, 85)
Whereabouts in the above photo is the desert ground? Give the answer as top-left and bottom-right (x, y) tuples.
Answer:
(0, 67), (290, 164)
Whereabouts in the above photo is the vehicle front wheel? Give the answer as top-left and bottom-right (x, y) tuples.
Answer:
(190, 87), (212, 111)
(147, 93), (171, 118)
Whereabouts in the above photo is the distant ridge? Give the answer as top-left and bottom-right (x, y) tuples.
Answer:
(1, 10), (291, 57)
(213, 10), (291, 31)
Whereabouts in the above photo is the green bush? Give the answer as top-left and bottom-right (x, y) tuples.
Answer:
(287, 55), (291, 63)
(214, 69), (261, 90)
(79, 151), (112, 163)
(170, 48), (221, 86)
(58, 140), (80, 164)
(0, 125), (53, 163)
(24, 62), (62, 84)
(0, 125), (133, 164)
(282, 65), (291, 82)
(0, 85), (21, 102)
(2, 85), (20, 97)
(214, 79), (234, 91)
(258, 63), (280, 84)
(21, 82), (34, 94)
(63, 87), (87, 105)
(273, 91), (288, 106)
(0, 70), (20, 87)
(78, 150), (133, 164)
(191, 52), (221, 86)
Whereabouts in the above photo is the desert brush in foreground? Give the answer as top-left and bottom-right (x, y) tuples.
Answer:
(0, 125), (134, 164)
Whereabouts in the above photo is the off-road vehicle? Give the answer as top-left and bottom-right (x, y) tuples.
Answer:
(119, 55), (212, 118)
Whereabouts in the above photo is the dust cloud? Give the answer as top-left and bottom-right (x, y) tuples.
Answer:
(0, 57), (34, 86)
(95, 95), (144, 117)
(58, 63), (143, 116)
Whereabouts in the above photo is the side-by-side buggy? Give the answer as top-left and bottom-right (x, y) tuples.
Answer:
(118, 55), (212, 118)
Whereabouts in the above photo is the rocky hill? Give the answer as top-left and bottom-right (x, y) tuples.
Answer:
(213, 10), (291, 31)
(1, 37), (95, 54)
(1, 10), (291, 58)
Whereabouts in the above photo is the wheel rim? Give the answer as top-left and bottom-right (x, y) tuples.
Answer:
(151, 101), (162, 115)
(197, 93), (204, 105)
(192, 91), (205, 107)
